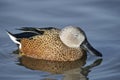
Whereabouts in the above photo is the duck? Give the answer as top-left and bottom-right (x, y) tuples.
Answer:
(7, 26), (102, 61)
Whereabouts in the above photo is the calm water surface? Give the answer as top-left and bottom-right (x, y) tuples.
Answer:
(0, 0), (120, 80)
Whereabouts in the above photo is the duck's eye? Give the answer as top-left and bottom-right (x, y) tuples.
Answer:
(74, 34), (79, 37)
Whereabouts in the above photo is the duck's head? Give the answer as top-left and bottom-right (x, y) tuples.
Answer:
(60, 26), (102, 57)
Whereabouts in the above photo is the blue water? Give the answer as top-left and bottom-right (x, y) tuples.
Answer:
(0, 0), (120, 80)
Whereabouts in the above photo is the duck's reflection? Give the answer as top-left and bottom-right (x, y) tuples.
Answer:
(18, 55), (87, 74)
(17, 55), (102, 80)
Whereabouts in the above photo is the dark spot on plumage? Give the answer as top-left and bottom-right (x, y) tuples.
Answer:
(29, 37), (34, 40)
(36, 30), (44, 34)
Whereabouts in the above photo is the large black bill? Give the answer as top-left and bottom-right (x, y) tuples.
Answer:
(81, 40), (102, 57)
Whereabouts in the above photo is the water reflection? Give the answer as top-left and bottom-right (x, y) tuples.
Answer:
(18, 55), (87, 74)
(17, 54), (102, 80)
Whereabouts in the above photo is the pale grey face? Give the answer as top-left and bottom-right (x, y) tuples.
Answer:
(60, 26), (86, 48)
(60, 26), (102, 57)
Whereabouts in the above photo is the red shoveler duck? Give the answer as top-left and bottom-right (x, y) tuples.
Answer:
(7, 26), (102, 61)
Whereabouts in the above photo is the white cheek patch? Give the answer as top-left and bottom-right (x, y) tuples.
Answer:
(60, 29), (73, 47)
(61, 35), (77, 48)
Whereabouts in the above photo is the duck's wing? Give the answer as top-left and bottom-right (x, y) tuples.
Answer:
(6, 30), (39, 45)
(6, 27), (59, 45)
(7, 31), (39, 39)
(16, 27), (58, 34)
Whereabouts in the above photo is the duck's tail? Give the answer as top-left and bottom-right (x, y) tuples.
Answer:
(6, 30), (21, 49)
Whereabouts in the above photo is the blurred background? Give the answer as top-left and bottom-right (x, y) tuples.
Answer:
(0, 0), (120, 80)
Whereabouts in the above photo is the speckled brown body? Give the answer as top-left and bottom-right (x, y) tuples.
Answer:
(19, 29), (86, 61)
